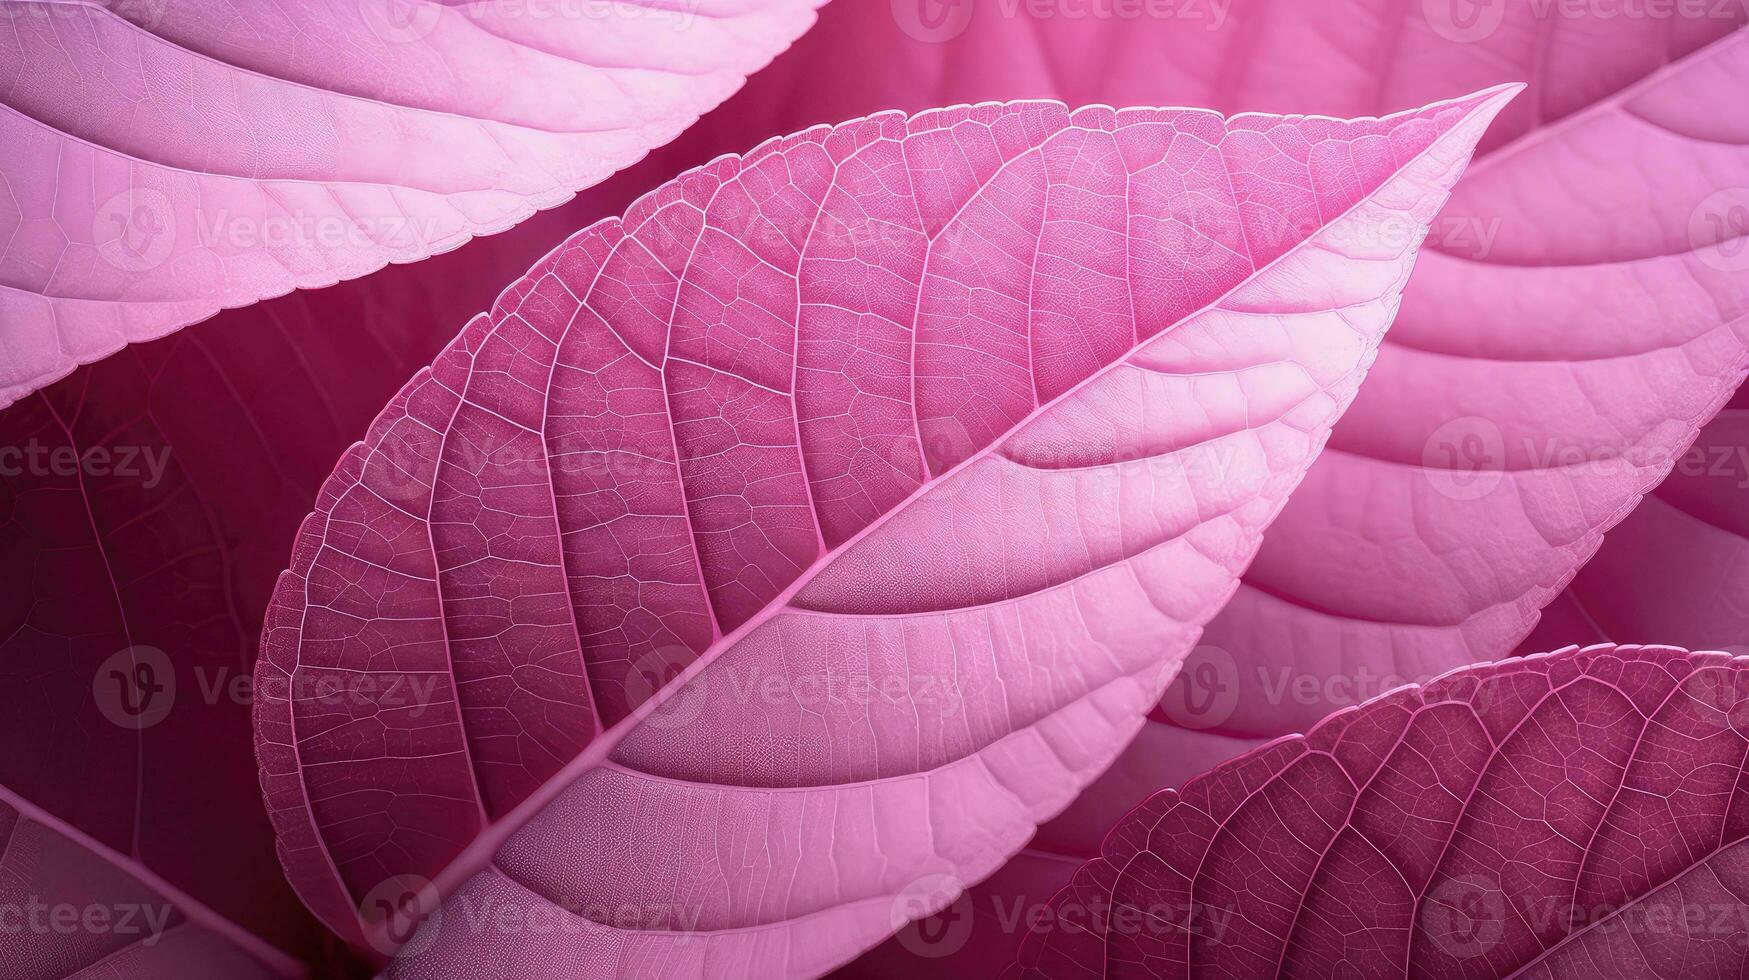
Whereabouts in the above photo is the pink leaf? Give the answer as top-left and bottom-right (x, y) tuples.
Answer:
(0, 783), (304, 978)
(1212, 28), (1749, 755)
(747, 0), (1749, 753)
(253, 89), (1515, 975)
(1524, 385), (1749, 657)
(818, 8), (1749, 975)
(1010, 643), (1749, 979)
(0, 0), (823, 409)
(0, 117), (823, 980)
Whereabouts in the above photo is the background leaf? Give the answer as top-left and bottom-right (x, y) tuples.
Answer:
(1010, 644), (1749, 980)
(0, 0), (823, 407)
(817, 8), (1749, 973)
(1523, 387), (1749, 657)
(0, 783), (303, 978)
(0, 127), (813, 980)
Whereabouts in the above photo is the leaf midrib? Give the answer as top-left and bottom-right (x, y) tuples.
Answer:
(400, 85), (1513, 933)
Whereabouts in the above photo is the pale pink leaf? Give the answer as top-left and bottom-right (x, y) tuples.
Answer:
(822, 10), (1749, 974)
(0, 0), (822, 409)
(252, 88), (1515, 975)
(749, 0), (1749, 755)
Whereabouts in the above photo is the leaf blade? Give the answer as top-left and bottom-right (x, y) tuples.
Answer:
(256, 89), (1517, 974)
(1010, 643), (1749, 979)
(0, 0), (824, 408)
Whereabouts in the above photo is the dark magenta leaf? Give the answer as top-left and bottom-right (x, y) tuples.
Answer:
(1011, 644), (1749, 979)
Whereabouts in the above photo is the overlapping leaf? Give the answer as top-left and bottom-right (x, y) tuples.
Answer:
(1011, 644), (1749, 979)
(0, 783), (302, 978)
(253, 89), (1514, 975)
(0, 57), (870, 979)
(1524, 386), (1749, 656)
(0, 0), (822, 408)
(817, 7), (1749, 974)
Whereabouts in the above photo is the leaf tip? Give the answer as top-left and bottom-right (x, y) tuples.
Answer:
(1459, 80), (1526, 121)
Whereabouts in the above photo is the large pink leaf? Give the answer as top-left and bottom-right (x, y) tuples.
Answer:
(0, 783), (302, 978)
(815, 8), (1749, 974)
(741, 0), (1749, 749)
(0, 0), (822, 409)
(253, 89), (1515, 975)
(1209, 25), (1749, 757)
(1010, 643), (1749, 979)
